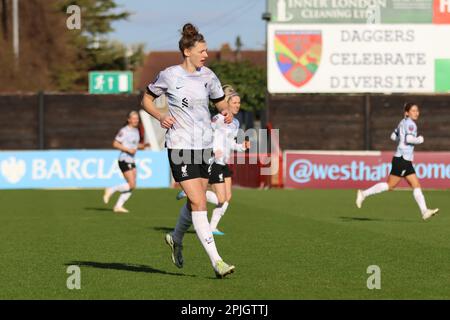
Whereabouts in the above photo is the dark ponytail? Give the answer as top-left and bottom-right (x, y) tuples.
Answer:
(404, 102), (418, 113)
(179, 23), (205, 57)
(403, 102), (419, 118)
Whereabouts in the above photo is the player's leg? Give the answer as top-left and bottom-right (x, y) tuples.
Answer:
(168, 149), (234, 277)
(176, 187), (219, 205)
(180, 177), (225, 267)
(114, 167), (136, 213)
(208, 163), (227, 235)
(218, 166), (232, 219)
(210, 177), (232, 234)
(405, 174), (439, 220)
(195, 151), (234, 277)
(210, 182), (227, 235)
(166, 149), (202, 268)
(356, 157), (403, 208)
(225, 177), (232, 203)
(167, 177), (206, 268)
(202, 177), (235, 278)
(356, 175), (400, 208)
(104, 161), (132, 204)
(206, 190), (219, 205)
(224, 176), (232, 214)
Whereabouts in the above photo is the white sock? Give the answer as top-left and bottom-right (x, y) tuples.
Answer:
(192, 211), (222, 266)
(206, 191), (219, 205)
(115, 191), (132, 208)
(413, 188), (428, 215)
(172, 204), (192, 245)
(110, 183), (130, 194)
(362, 182), (389, 198)
(210, 201), (229, 231)
(210, 207), (224, 231)
(222, 201), (229, 214)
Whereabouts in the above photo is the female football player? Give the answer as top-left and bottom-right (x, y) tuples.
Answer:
(176, 85), (250, 236)
(103, 111), (148, 213)
(141, 23), (235, 278)
(356, 103), (439, 220)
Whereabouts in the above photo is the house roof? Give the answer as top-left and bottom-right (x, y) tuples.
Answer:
(137, 47), (266, 90)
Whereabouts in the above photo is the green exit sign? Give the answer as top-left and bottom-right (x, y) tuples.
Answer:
(89, 71), (133, 94)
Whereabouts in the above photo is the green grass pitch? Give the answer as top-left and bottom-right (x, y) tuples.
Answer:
(0, 188), (449, 299)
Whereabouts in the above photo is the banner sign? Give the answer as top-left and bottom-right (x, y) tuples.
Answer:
(284, 151), (450, 189)
(267, 0), (450, 93)
(268, 0), (450, 24)
(0, 150), (170, 189)
(268, 24), (450, 93)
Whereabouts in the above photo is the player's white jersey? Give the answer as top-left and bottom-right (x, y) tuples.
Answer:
(147, 65), (225, 150)
(211, 114), (246, 166)
(115, 125), (140, 163)
(394, 117), (418, 161)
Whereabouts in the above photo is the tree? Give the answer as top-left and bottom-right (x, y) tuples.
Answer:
(1, 0), (8, 41)
(0, 0), (81, 92)
(208, 59), (266, 114)
(59, 0), (144, 89)
(0, 0), (144, 92)
(60, 0), (130, 38)
(235, 36), (243, 61)
(235, 36), (242, 53)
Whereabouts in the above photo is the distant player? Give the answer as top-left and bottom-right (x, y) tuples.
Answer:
(356, 103), (439, 220)
(103, 111), (147, 213)
(176, 85), (250, 236)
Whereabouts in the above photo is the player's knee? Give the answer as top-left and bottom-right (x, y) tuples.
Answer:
(190, 197), (207, 211)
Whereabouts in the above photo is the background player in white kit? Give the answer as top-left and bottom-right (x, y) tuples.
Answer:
(103, 111), (148, 213)
(177, 85), (250, 236)
(356, 103), (439, 220)
(141, 23), (235, 278)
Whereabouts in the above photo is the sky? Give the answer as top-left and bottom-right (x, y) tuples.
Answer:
(110, 0), (267, 52)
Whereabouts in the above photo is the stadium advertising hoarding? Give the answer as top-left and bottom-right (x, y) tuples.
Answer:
(284, 151), (450, 189)
(0, 150), (170, 189)
(267, 0), (450, 93)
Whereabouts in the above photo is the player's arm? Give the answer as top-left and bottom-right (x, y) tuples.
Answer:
(405, 135), (424, 144)
(213, 99), (233, 124)
(230, 136), (250, 152)
(209, 72), (232, 124)
(141, 93), (175, 129)
(390, 128), (399, 142)
(142, 70), (175, 129)
(404, 122), (423, 144)
(112, 140), (136, 155)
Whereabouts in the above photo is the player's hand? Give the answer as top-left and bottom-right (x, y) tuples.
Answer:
(390, 131), (398, 141)
(138, 143), (150, 150)
(128, 148), (137, 155)
(160, 114), (176, 129)
(417, 135), (424, 144)
(222, 110), (233, 124)
(244, 140), (251, 150)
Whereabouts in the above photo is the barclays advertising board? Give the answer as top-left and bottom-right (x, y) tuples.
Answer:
(0, 150), (170, 189)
